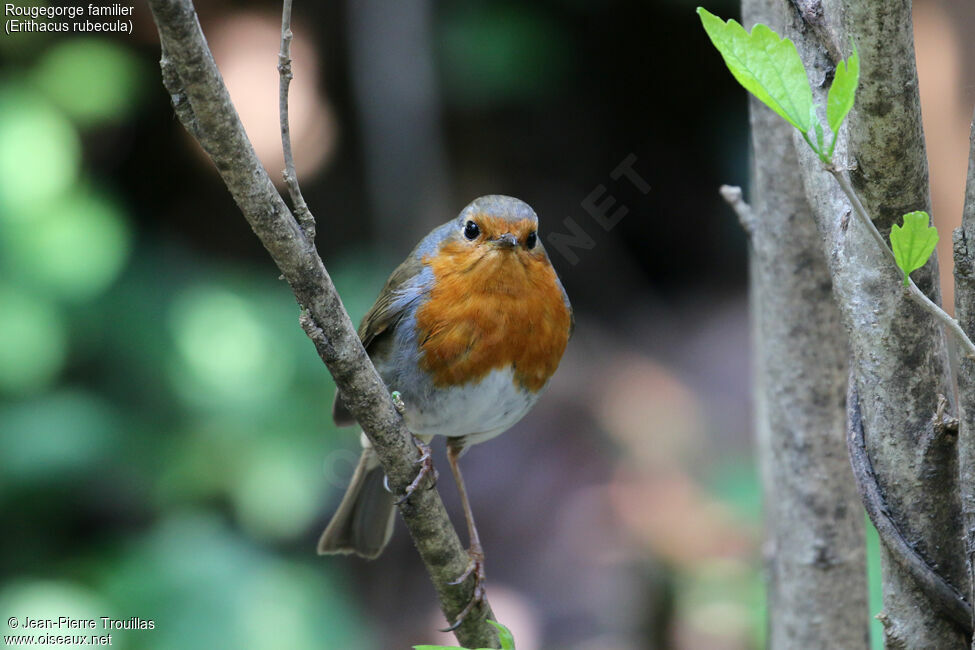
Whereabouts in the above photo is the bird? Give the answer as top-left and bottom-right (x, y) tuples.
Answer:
(318, 195), (572, 627)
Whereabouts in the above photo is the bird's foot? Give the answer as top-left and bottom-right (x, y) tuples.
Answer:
(441, 547), (487, 632)
(394, 435), (438, 505)
(391, 390), (406, 414)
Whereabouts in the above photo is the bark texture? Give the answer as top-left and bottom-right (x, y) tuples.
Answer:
(146, 1), (498, 646)
(780, 1), (967, 646)
(954, 106), (975, 639)
(741, 4), (869, 645)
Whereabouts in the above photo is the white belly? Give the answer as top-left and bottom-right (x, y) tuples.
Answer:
(403, 366), (538, 445)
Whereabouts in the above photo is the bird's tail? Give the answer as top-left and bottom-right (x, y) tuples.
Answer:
(317, 447), (395, 559)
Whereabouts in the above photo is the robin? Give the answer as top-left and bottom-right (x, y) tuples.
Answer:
(318, 195), (572, 627)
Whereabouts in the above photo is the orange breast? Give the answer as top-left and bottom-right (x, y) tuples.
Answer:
(415, 241), (571, 392)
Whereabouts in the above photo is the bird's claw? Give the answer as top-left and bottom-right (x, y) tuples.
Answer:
(440, 549), (486, 632)
(394, 435), (438, 505)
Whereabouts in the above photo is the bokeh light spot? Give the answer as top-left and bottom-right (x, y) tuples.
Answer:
(439, 5), (569, 107)
(0, 391), (119, 485)
(232, 443), (322, 541)
(33, 38), (146, 126)
(168, 286), (294, 408)
(240, 564), (373, 650)
(206, 13), (336, 183)
(100, 513), (370, 650)
(1, 186), (131, 301)
(0, 581), (112, 644)
(0, 86), (80, 213)
(0, 285), (67, 395)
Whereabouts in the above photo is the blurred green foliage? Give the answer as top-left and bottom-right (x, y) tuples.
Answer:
(3, 186), (131, 301)
(0, 287), (67, 394)
(0, 87), (80, 211)
(34, 39), (147, 126)
(438, 4), (569, 107)
(0, 29), (384, 650)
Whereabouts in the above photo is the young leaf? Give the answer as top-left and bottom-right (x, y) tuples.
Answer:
(826, 44), (859, 135)
(890, 211), (938, 287)
(487, 621), (517, 650)
(697, 8), (813, 132)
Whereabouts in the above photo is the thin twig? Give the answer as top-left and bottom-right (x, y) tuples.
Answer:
(846, 379), (973, 634)
(719, 184), (755, 237)
(146, 0), (497, 646)
(278, 0), (315, 240)
(829, 168), (975, 360)
(904, 283), (975, 360)
(829, 170), (896, 266)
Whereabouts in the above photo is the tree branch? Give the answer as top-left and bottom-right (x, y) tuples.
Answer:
(277, 0), (315, 240)
(146, 1), (498, 646)
(829, 169), (975, 361)
(718, 184), (755, 238)
(846, 379), (972, 635)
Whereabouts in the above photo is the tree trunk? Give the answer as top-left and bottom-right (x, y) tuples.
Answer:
(780, 1), (967, 646)
(741, 5), (869, 648)
(953, 107), (975, 641)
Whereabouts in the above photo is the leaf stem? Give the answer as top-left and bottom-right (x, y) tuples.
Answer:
(801, 130), (819, 157)
(904, 283), (975, 359)
(828, 168), (975, 360)
(827, 130), (839, 162)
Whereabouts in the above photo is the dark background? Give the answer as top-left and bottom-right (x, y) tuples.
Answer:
(2, 0), (971, 648)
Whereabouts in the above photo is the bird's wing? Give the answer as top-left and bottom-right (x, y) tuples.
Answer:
(332, 253), (426, 426)
(357, 254), (425, 350)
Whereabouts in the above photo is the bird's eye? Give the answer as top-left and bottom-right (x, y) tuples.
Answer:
(464, 220), (480, 240)
(525, 231), (537, 249)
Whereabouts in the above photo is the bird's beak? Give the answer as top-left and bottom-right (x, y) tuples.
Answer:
(492, 233), (519, 249)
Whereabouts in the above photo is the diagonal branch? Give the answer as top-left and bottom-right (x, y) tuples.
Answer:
(828, 168), (975, 361)
(146, 1), (498, 646)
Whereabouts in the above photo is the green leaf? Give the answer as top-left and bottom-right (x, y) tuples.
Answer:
(890, 211), (938, 286)
(826, 44), (859, 135)
(697, 8), (812, 132)
(488, 621), (517, 650)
